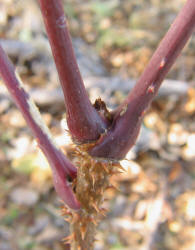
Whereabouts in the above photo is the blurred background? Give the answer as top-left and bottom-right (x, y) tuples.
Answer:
(0, 0), (195, 249)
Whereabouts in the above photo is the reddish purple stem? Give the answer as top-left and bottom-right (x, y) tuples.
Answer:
(38, 0), (107, 143)
(0, 45), (80, 210)
(90, 0), (195, 160)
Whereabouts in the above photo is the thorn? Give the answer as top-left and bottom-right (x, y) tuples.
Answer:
(64, 217), (71, 223)
(92, 202), (100, 213)
(81, 226), (87, 240)
(120, 104), (128, 116)
(89, 161), (94, 171)
(141, 109), (147, 117)
(60, 207), (67, 214)
(101, 163), (109, 173)
(63, 233), (75, 244)
(110, 180), (120, 191)
(100, 208), (108, 217)
(147, 85), (155, 94)
(90, 216), (98, 226)
(116, 164), (126, 172)
(160, 58), (166, 68)
(61, 209), (72, 216)
(91, 174), (96, 188)
(60, 205), (72, 217)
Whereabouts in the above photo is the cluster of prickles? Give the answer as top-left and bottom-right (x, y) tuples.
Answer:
(60, 143), (124, 249)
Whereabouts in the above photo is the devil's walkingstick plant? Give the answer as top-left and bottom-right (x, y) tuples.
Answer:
(0, 0), (195, 249)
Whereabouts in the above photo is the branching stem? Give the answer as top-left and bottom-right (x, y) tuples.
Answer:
(38, 0), (107, 143)
(90, 0), (195, 160)
(0, 45), (80, 210)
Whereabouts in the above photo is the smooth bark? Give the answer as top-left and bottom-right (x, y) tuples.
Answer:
(90, 0), (195, 160)
(0, 45), (80, 210)
(38, 0), (107, 143)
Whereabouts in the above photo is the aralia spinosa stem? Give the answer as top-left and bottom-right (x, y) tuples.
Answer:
(0, 45), (80, 210)
(90, 0), (195, 160)
(38, 0), (108, 144)
(1, 0), (195, 248)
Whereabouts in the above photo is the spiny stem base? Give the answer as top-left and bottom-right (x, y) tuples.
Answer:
(61, 143), (122, 249)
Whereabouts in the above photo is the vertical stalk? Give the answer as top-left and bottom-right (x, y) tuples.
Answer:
(0, 45), (80, 210)
(38, 0), (107, 143)
(90, 0), (195, 160)
(62, 144), (116, 250)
